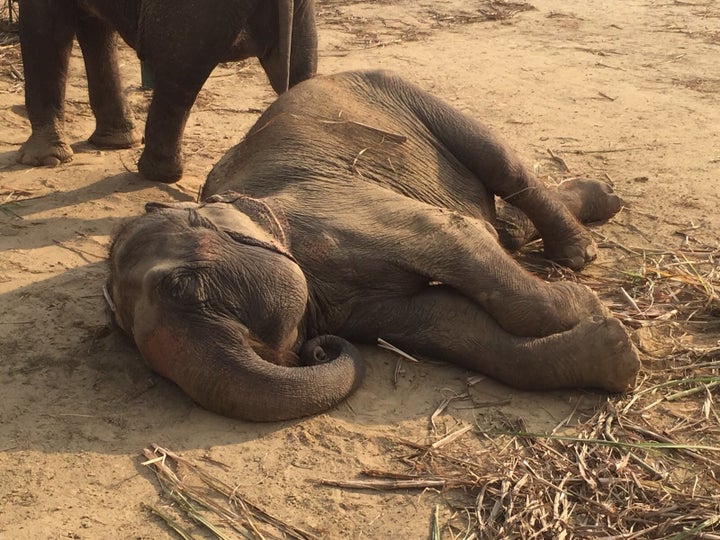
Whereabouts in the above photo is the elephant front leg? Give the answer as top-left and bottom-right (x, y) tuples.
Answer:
(133, 24), (219, 183)
(16, 1), (76, 167)
(495, 178), (624, 252)
(382, 202), (608, 337)
(76, 14), (141, 150)
(344, 286), (639, 393)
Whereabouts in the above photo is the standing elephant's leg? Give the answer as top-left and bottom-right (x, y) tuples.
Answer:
(136, 79), (198, 183)
(134, 3), (228, 183)
(374, 72), (599, 270)
(76, 13), (141, 149)
(132, 9), (220, 186)
(287, 0), (318, 87)
(16, 0), (77, 167)
(258, 0), (318, 93)
(343, 286), (639, 392)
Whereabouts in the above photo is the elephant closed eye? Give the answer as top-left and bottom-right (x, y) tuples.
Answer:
(159, 267), (208, 305)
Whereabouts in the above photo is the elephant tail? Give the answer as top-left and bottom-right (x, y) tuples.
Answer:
(136, 313), (365, 422)
(278, 0), (294, 92)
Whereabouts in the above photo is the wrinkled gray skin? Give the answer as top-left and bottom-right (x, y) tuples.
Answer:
(16, 0), (316, 182)
(108, 70), (641, 422)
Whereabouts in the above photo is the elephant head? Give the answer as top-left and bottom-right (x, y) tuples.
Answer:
(107, 192), (364, 421)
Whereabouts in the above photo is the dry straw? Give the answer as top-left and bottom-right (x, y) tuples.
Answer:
(141, 444), (320, 540)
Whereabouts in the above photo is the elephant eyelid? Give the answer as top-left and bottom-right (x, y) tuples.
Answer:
(159, 267), (207, 304)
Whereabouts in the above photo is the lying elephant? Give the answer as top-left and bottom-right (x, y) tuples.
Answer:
(17, 0), (316, 182)
(107, 70), (641, 421)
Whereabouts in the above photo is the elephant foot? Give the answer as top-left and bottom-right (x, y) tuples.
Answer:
(556, 178), (624, 223)
(554, 316), (640, 392)
(16, 128), (73, 167)
(546, 280), (609, 333)
(543, 227), (598, 270)
(89, 125), (143, 149)
(137, 148), (183, 183)
(491, 280), (607, 338)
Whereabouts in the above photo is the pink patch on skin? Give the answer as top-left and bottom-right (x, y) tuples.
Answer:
(193, 231), (222, 261)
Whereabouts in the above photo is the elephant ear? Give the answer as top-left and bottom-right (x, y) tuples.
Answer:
(204, 191), (292, 253)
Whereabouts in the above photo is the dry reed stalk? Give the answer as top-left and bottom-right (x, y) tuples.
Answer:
(141, 445), (320, 540)
(377, 337), (421, 363)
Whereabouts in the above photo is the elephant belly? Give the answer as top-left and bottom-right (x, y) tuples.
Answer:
(222, 31), (261, 62)
(202, 75), (497, 223)
(287, 221), (428, 336)
(347, 132), (496, 222)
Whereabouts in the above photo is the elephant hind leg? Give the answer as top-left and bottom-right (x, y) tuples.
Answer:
(344, 286), (639, 393)
(76, 14), (142, 149)
(554, 177), (625, 223)
(374, 70), (598, 269)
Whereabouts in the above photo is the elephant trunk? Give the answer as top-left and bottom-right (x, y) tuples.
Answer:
(277, 0), (294, 92)
(136, 313), (365, 421)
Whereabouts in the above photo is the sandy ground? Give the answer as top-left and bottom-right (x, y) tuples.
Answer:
(0, 0), (719, 538)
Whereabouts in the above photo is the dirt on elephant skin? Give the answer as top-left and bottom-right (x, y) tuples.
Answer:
(0, 0), (719, 538)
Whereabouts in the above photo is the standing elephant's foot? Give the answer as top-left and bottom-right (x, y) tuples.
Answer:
(17, 126), (73, 167)
(137, 148), (183, 183)
(89, 125), (143, 149)
(539, 315), (640, 392)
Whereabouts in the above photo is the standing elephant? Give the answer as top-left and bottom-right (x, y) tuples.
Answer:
(107, 70), (640, 422)
(16, 0), (317, 182)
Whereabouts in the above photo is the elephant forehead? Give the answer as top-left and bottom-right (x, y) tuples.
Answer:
(196, 204), (279, 247)
(152, 223), (230, 262)
(135, 228), (223, 264)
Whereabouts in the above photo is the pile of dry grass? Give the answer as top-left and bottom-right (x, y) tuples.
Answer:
(428, 1), (535, 28)
(523, 240), (720, 329)
(142, 444), (322, 540)
(321, 390), (719, 538)
(317, 0), (534, 51)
